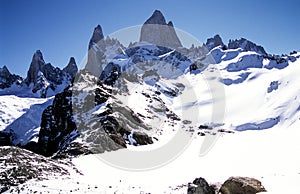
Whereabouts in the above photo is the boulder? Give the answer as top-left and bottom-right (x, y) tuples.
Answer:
(187, 177), (215, 194)
(219, 176), (266, 194)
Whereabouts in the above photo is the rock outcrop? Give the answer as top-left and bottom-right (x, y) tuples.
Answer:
(228, 38), (267, 55)
(205, 34), (225, 51)
(0, 146), (75, 193)
(140, 10), (182, 48)
(63, 57), (78, 79)
(187, 177), (215, 194)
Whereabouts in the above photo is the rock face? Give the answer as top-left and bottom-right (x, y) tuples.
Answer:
(219, 176), (267, 194)
(140, 10), (182, 48)
(0, 131), (11, 146)
(63, 57), (78, 79)
(187, 177), (215, 194)
(24, 50), (78, 97)
(88, 25), (104, 50)
(25, 50), (46, 85)
(228, 38), (267, 55)
(0, 66), (22, 89)
(38, 86), (78, 156)
(205, 34), (225, 51)
(37, 70), (154, 156)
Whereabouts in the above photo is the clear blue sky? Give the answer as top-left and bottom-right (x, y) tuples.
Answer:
(1, 0), (299, 76)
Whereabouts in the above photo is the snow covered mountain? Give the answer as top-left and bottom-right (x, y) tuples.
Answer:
(1, 9), (300, 193)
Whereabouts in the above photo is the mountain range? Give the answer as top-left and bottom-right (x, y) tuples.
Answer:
(0, 9), (300, 193)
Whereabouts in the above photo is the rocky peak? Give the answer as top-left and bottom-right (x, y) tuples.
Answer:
(0, 65), (22, 89)
(88, 25), (104, 50)
(205, 34), (225, 51)
(140, 10), (182, 48)
(0, 65), (10, 75)
(144, 10), (167, 25)
(63, 57), (78, 79)
(228, 38), (267, 55)
(167, 21), (174, 27)
(23, 50), (74, 97)
(33, 50), (44, 62)
(25, 50), (47, 85)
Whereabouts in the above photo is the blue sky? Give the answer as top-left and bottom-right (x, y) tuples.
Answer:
(1, 0), (299, 76)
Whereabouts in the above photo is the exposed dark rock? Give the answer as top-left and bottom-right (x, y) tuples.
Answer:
(63, 57), (78, 79)
(0, 146), (74, 193)
(0, 131), (11, 146)
(88, 25), (104, 50)
(132, 131), (153, 145)
(205, 34), (225, 51)
(0, 65), (22, 89)
(53, 142), (93, 159)
(99, 62), (121, 85)
(187, 177), (215, 194)
(199, 125), (213, 130)
(38, 86), (78, 156)
(24, 50), (76, 97)
(140, 10), (182, 48)
(219, 176), (267, 194)
(25, 50), (45, 85)
(228, 38), (267, 55)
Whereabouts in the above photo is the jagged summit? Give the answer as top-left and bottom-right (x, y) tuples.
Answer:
(140, 10), (182, 48)
(63, 57), (78, 79)
(0, 65), (10, 75)
(228, 38), (267, 55)
(85, 24), (124, 77)
(88, 24), (104, 50)
(23, 50), (78, 97)
(144, 10), (167, 25)
(205, 34), (225, 51)
(0, 65), (22, 89)
(25, 50), (47, 85)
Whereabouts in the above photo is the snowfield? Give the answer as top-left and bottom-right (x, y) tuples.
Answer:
(0, 95), (53, 145)
(5, 124), (299, 194)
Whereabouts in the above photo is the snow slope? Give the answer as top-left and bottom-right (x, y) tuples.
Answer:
(5, 123), (299, 194)
(0, 95), (53, 145)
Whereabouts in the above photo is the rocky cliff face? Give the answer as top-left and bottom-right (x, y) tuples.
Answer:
(38, 85), (78, 156)
(0, 66), (22, 89)
(140, 10), (182, 49)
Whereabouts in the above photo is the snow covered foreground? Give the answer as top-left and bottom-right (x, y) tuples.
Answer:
(7, 125), (300, 194)
(3, 51), (300, 193)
